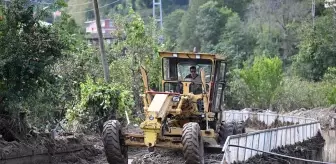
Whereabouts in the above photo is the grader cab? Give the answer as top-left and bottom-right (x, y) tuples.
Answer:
(102, 51), (246, 164)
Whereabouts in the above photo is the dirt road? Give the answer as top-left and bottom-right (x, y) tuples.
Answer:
(93, 146), (223, 164)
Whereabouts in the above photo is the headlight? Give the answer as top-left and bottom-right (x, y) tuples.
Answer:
(172, 96), (180, 102)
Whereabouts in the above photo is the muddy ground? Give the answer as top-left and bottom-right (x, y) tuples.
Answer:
(0, 133), (101, 164)
(92, 139), (224, 164)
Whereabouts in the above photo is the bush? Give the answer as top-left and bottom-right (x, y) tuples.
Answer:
(238, 56), (283, 109)
(324, 67), (336, 105)
(227, 56), (336, 111)
(271, 77), (331, 111)
(327, 87), (336, 105)
(229, 75), (333, 111)
(65, 76), (134, 132)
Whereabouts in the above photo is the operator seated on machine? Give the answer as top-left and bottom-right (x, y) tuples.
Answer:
(185, 66), (202, 94)
(184, 66), (204, 112)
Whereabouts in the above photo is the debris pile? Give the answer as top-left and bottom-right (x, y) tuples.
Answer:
(284, 106), (336, 129)
(244, 117), (296, 130)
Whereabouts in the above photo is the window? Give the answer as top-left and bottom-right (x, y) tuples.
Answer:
(162, 57), (212, 82)
(163, 82), (182, 93)
(219, 62), (226, 81)
(212, 61), (227, 112)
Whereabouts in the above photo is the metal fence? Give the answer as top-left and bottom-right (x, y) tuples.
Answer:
(221, 110), (321, 164)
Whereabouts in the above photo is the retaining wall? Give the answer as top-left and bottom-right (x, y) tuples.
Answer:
(221, 110), (321, 164)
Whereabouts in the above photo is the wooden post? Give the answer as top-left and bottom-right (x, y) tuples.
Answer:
(93, 0), (110, 83)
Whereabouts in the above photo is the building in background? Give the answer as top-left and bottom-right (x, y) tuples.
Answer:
(85, 19), (116, 46)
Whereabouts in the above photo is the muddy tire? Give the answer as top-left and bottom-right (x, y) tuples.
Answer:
(218, 122), (234, 146)
(102, 120), (128, 164)
(182, 122), (204, 164)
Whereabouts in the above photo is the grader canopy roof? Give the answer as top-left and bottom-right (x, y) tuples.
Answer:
(159, 51), (226, 61)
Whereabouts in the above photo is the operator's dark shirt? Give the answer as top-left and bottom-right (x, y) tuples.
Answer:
(185, 74), (199, 79)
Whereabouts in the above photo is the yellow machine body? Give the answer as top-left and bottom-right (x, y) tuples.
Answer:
(124, 51), (228, 149)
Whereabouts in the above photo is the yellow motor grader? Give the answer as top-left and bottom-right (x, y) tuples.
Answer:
(102, 51), (246, 164)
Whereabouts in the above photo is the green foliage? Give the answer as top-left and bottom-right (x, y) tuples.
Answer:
(272, 77), (332, 111)
(293, 11), (336, 81)
(323, 67), (336, 105)
(238, 56), (283, 109)
(109, 7), (164, 89)
(105, 7), (168, 116)
(196, 2), (234, 52)
(65, 77), (134, 131)
(0, 0), (66, 113)
(327, 87), (336, 105)
(226, 68), (251, 109)
(252, 26), (281, 57)
(214, 13), (256, 68)
(163, 9), (185, 50)
(323, 67), (336, 82)
(178, 0), (207, 51)
(229, 74), (334, 111)
(215, 0), (252, 18)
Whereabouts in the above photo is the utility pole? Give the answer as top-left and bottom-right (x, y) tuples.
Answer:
(153, 0), (164, 44)
(312, 0), (315, 28)
(153, 0), (163, 30)
(93, 0), (110, 83)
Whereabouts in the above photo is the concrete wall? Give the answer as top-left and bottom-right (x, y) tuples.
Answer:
(221, 110), (321, 163)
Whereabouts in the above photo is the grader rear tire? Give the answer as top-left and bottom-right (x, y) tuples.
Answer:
(218, 122), (234, 146)
(182, 122), (205, 164)
(102, 120), (128, 164)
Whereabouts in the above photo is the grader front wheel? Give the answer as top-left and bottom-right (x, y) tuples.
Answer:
(182, 122), (205, 164)
(102, 120), (128, 164)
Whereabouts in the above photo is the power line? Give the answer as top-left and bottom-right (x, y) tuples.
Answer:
(38, 1), (91, 7)
(69, 0), (120, 14)
(67, 1), (91, 7)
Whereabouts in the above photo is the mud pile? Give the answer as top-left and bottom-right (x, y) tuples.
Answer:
(233, 132), (325, 164)
(0, 133), (101, 164)
(244, 117), (296, 130)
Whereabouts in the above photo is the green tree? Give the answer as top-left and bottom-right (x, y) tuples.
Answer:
(107, 7), (167, 114)
(195, 1), (234, 52)
(239, 56), (283, 109)
(0, 0), (67, 113)
(178, 0), (207, 51)
(163, 9), (185, 50)
(246, 0), (311, 62)
(293, 11), (336, 81)
(214, 13), (256, 68)
(216, 0), (252, 18)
